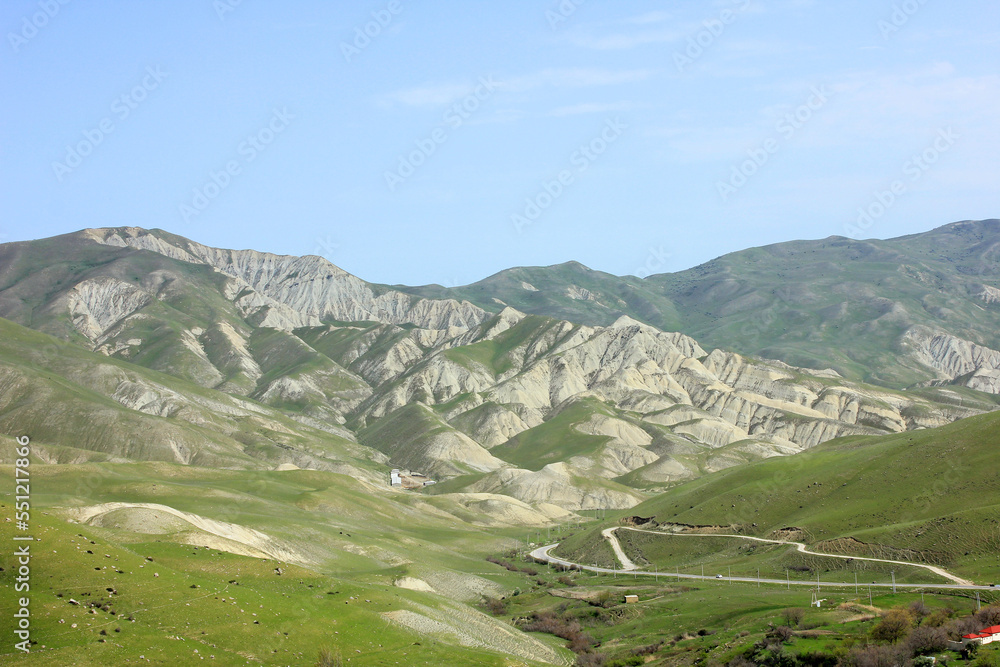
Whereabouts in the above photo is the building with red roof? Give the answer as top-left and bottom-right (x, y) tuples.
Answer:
(962, 626), (1000, 645)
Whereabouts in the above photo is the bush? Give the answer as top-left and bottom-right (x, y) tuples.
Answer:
(521, 611), (598, 655)
(483, 596), (507, 616)
(606, 656), (643, 666)
(784, 608), (806, 628)
(845, 644), (909, 667)
(315, 648), (342, 667)
(797, 650), (838, 667)
(767, 626), (795, 644)
(972, 651), (999, 667)
(632, 640), (663, 656)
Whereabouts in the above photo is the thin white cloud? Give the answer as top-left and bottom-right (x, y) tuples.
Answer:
(500, 68), (652, 92)
(378, 82), (474, 107)
(567, 28), (683, 50)
(620, 11), (672, 25)
(548, 101), (636, 117)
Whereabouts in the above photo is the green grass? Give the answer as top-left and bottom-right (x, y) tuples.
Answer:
(492, 398), (615, 471)
(0, 461), (580, 665)
(556, 409), (1000, 584)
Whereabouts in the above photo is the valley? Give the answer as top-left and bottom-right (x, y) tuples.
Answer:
(1, 222), (998, 665)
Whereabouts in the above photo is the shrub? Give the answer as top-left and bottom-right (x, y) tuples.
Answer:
(797, 650), (838, 667)
(315, 648), (342, 667)
(521, 611), (598, 655)
(767, 626), (795, 644)
(971, 651), (999, 667)
(483, 596), (507, 616)
(844, 644), (909, 667)
(632, 640), (663, 656)
(783, 608), (806, 628)
(607, 656), (643, 666)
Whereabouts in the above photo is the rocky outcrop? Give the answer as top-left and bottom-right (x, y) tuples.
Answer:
(65, 277), (151, 340)
(89, 227), (490, 331)
(905, 326), (1000, 394)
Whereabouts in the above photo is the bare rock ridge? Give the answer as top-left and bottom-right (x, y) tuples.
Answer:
(86, 227), (490, 331)
(904, 326), (1000, 394)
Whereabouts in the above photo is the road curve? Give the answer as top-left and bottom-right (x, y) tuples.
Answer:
(530, 534), (992, 591)
(601, 527), (638, 571)
(616, 527), (974, 587)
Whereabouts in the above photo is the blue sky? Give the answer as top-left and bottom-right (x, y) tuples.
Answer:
(2, 1), (998, 286)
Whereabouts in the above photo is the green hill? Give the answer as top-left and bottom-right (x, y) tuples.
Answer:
(557, 410), (1000, 583)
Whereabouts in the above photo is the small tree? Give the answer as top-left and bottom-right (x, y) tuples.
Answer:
(906, 625), (948, 656)
(872, 608), (914, 643)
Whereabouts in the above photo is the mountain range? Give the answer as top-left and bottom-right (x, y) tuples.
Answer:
(1, 222), (998, 513)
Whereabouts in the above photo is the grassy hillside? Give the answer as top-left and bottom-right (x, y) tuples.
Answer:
(0, 317), (374, 475)
(0, 461), (573, 665)
(557, 410), (1000, 584)
(400, 220), (1000, 390)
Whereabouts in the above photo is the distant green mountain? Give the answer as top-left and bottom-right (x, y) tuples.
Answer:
(399, 220), (1000, 392)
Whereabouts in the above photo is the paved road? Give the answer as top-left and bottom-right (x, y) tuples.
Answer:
(529, 541), (997, 591)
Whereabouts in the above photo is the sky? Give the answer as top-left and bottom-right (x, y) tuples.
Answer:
(2, 1), (999, 287)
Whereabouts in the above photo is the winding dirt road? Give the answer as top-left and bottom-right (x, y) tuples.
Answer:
(530, 527), (986, 590)
(612, 527), (973, 586)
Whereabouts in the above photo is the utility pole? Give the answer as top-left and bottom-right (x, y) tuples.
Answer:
(786, 570), (790, 590)
(891, 570), (896, 595)
(855, 572), (858, 595)
(730, 566), (732, 585)
(701, 564), (704, 579)
(757, 569), (760, 588)
(976, 591), (982, 610)
(868, 586), (872, 607)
